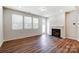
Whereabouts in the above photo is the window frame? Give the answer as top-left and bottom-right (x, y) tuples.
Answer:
(24, 16), (32, 29)
(33, 17), (39, 29)
(12, 14), (23, 30)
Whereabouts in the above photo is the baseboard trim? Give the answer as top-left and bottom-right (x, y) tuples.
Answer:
(65, 37), (79, 41)
(0, 40), (4, 47)
(4, 34), (41, 42)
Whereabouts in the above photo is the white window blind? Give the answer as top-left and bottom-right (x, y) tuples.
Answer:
(24, 16), (32, 29)
(12, 14), (23, 30)
(33, 17), (39, 29)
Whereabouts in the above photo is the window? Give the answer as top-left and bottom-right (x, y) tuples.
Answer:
(33, 17), (39, 29)
(24, 16), (32, 29)
(12, 14), (23, 30)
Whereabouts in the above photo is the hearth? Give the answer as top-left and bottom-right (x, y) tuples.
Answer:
(52, 29), (61, 37)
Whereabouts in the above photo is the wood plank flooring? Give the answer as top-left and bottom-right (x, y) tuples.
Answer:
(0, 34), (79, 53)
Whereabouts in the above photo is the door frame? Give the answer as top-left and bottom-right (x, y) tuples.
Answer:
(65, 10), (77, 39)
(42, 18), (47, 34)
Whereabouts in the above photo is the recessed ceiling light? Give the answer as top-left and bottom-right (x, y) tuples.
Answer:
(40, 7), (47, 11)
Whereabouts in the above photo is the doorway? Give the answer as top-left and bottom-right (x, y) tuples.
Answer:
(65, 11), (77, 39)
(42, 19), (47, 34)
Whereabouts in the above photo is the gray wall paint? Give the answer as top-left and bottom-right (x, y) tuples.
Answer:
(0, 6), (3, 46)
(3, 8), (45, 41)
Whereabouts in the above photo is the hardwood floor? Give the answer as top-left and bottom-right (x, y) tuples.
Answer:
(0, 34), (79, 53)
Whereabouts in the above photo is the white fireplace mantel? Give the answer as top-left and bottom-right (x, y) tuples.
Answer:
(49, 25), (65, 38)
(50, 25), (64, 28)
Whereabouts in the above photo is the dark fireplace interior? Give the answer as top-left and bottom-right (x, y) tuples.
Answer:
(52, 29), (61, 38)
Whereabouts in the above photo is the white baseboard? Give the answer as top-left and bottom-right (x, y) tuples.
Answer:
(4, 34), (41, 42)
(62, 36), (66, 39)
(0, 40), (4, 47)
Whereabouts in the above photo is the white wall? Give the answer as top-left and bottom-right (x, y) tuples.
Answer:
(48, 13), (66, 38)
(3, 8), (45, 41)
(0, 6), (3, 47)
(50, 13), (65, 26)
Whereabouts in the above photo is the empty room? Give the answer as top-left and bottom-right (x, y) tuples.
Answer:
(0, 6), (79, 53)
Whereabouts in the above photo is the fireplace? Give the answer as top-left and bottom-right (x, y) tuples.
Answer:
(52, 29), (61, 37)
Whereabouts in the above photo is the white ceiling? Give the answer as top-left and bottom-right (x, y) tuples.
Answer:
(4, 6), (76, 17)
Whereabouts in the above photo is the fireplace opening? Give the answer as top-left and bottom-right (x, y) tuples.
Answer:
(52, 29), (61, 38)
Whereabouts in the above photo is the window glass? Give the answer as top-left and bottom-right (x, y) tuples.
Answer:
(12, 14), (23, 30)
(33, 17), (39, 29)
(24, 16), (32, 29)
